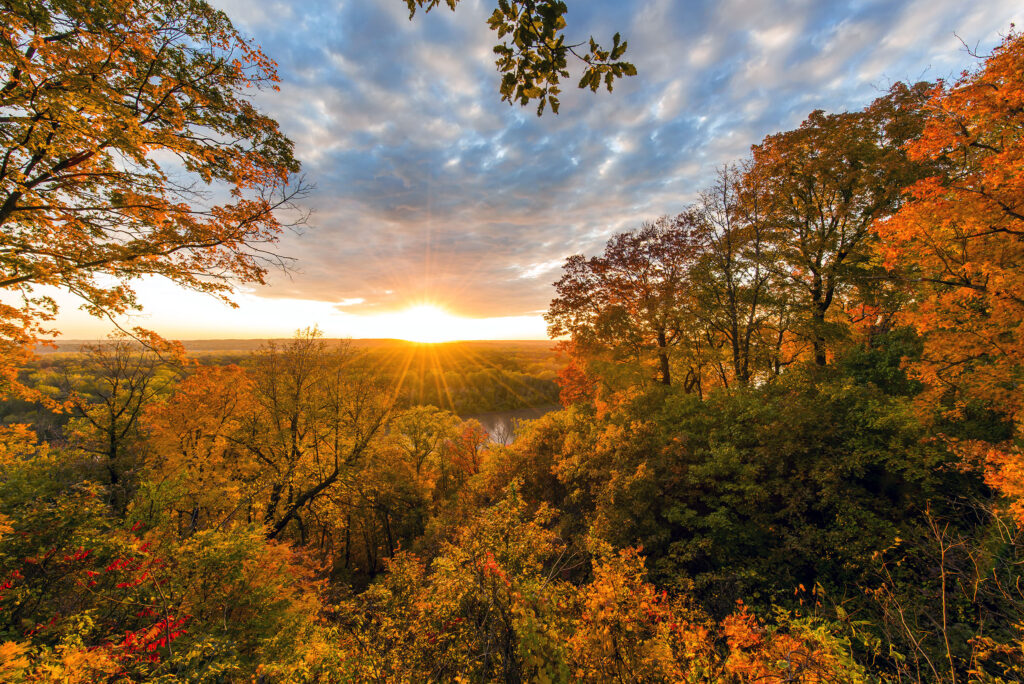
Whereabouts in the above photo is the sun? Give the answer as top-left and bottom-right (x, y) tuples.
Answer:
(391, 305), (467, 343)
(353, 303), (547, 342)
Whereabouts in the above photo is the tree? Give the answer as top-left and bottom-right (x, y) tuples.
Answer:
(546, 218), (703, 389)
(404, 0), (636, 115)
(390, 405), (462, 477)
(143, 364), (258, 535)
(58, 337), (173, 511)
(748, 84), (931, 365)
(687, 165), (790, 386)
(239, 330), (391, 541)
(440, 419), (489, 485)
(875, 30), (1024, 521)
(0, 0), (304, 378)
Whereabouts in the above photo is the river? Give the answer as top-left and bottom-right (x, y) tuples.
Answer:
(460, 404), (560, 445)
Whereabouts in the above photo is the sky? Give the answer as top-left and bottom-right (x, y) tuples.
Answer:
(50, 0), (1022, 341)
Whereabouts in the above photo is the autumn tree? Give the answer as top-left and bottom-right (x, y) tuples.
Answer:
(57, 338), (173, 511)
(390, 405), (463, 477)
(687, 165), (792, 386)
(547, 218), (704, 390)
(554, 342), (598, 406)
(438, 419), (489, 493)
(143, 364), (258, 535)
(403, 0), (636, 115)
(238, 330), (391, 542)
(748, 83), (932, 365)
(0, 0), (304, 381)
(875, 30), (1024, 521)
(328, 408), (467, 571)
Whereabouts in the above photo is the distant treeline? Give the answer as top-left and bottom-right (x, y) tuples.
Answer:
(362, 343), (560, 413)
(1, 340), (561, 439)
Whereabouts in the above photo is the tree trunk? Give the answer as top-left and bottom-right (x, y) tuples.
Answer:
(383, 510), (395, 558)
(812, 306), (828, 366)
(264, 483), (283, 525)
(811, 274), (834, 366)
(344, 515), (351, 570)
(656, 329), (671, 385)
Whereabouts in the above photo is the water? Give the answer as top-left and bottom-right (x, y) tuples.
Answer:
(461, 405), (559, 445)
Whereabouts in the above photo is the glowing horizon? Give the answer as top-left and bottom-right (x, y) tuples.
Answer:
(29, 280), (549, 342)
(373, 304), (484, 343)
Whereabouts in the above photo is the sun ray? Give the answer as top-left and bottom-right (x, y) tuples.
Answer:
(446, 343), (539, 409)
(426, 343), (457, 413)
(384, 343), (419, 409)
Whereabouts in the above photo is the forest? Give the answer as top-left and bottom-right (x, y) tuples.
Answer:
(1, 0), (1023, 681)
(2, 339), (561, 436)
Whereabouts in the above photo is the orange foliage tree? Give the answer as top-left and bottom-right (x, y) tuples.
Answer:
(239, 332), (392, 542)
(876, 30), (1024, 521)
(0, 0), (304, 387)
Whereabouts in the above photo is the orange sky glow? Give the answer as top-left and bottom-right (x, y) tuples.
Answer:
(38, 280), (548, 342)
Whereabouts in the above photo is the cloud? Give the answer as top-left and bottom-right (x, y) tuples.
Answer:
(176, 1), (1024, 327)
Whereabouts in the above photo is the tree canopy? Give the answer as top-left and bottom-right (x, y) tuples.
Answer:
(0, 0), (305, 388)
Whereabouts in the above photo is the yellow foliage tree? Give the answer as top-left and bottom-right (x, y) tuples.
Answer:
(144, 364), (258, 534)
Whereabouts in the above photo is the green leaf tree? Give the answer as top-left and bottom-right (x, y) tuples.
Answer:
(404, 0), (636, 115)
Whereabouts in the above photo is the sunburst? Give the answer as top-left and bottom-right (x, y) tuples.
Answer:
(388, 304), (468, 343)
